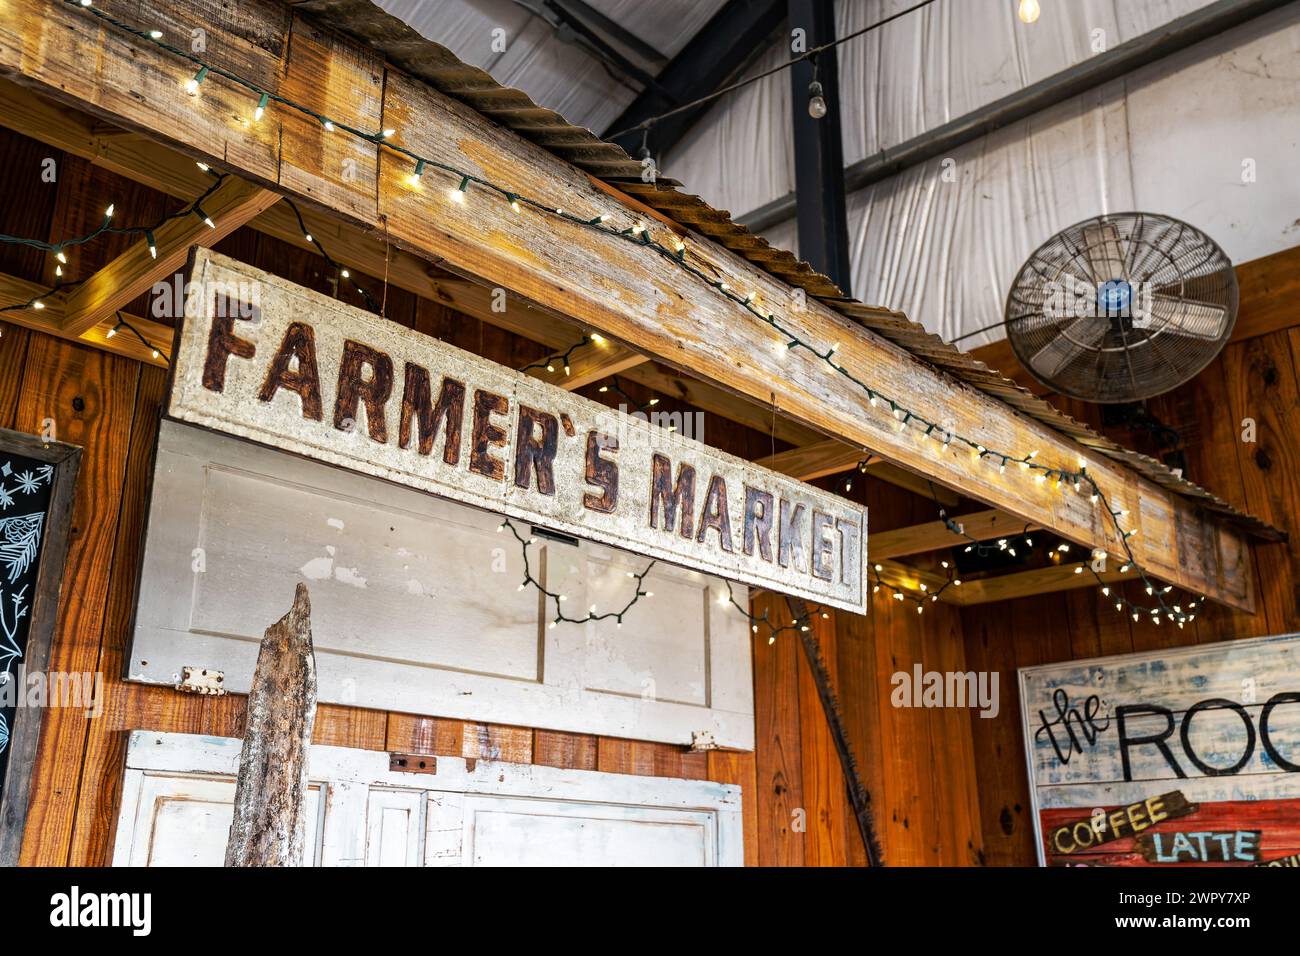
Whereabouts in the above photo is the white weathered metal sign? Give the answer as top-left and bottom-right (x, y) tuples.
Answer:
(1020, 632), (1300, 867)
(170, 249), (867, 611)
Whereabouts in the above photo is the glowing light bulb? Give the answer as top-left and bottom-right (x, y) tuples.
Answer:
(254, 92), (269, 121)
(807, 80), (827, 119)
(1019, 0), (1041, 24)
(185, 66), (209, 95)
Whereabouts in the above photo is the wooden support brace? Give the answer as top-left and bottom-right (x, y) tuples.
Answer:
(522, 337), (646, 391)
(0, 271), (171, 364)
(785, 595), (882, 865)
(871, 510), (1037, 561)
(59, 175), (279, 337)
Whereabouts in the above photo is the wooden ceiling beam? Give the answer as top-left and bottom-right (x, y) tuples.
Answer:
(0, 75), (952, 504)
(870, 510), (1038, 561)
(756, 438), (961, 504)
(757, 439), (863, 481)
(0, 272), (169, 365)
(0, 0), (1256, 609)
(875, 558), (1142, 607)
(873, 560), (970, 606)
(521, 336), (647, 391)
(948, 562), (1137, 606)
(59, 175), (279, 336)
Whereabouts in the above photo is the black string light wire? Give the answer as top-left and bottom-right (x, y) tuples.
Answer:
(723, 580), (828, 645)
(0, 165), (229, 333)
(519, 336), (590, 377)
(498, 518), (656, 629)
(61, 0), (1204, 631)
(106, 310), (169, 364)
(280, 197), (385, 314)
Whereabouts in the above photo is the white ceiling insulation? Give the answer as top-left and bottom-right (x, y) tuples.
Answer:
(664, 0), (1228, 221)
(790, 5), (1300, 348)
(665, 0), (1300, 348)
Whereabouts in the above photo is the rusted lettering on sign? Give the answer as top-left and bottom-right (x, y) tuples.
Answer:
(259, 322), (323, 421)
(171, 250), (868, 611)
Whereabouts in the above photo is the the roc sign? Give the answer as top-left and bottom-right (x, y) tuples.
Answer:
(168, 250), (868, 612)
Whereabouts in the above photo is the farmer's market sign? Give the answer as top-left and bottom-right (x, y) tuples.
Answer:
(168, 250), (868, 612)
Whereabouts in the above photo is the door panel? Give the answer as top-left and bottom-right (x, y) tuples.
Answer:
(129, 421), (754, 749)
(113, 732), (743, 867)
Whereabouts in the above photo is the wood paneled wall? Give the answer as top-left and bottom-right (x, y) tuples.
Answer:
(964, 304), (1300, 866)
(1, 124), (993, 867)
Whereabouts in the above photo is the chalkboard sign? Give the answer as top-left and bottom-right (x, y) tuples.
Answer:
(0, 430), (80, 865)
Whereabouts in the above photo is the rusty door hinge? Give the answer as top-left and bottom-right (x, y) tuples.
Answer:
(175, 666), (225, 696)
(688, 730), (721, 752)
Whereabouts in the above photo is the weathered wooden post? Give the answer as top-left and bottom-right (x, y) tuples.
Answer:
(225, 582), (318, 866)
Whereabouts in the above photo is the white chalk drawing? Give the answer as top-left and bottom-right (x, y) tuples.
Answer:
(0, 463), (51, 511)
(0, 514), (44, 583)
(0, 455), (52, 761)
(0, 585), (29, 697)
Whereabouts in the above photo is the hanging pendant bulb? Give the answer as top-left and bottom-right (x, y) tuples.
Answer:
(1019, 0), (1041, 24)
(807, 79), (828, 119)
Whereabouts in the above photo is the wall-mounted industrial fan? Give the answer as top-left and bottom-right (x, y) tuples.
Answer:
(1004, 213), (1237, 403)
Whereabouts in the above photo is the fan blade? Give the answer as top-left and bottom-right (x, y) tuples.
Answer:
(1081, 222), (1127, 284)
(1025, 318), (1109, 379)
(1143, 292), (1230, 341)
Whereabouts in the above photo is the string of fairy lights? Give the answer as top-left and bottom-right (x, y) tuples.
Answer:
(499, 518), (657, 629)
(519, 336), (592, 377)
(1, 167), (383, 363)
(16, 0), (1204, 638)
(0, 165), (231, 359)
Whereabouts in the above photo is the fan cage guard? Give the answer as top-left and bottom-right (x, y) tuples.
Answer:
(1004, 212), (1238, 403)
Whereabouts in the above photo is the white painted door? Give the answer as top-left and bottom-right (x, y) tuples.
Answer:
(112, 731), (744, 867)
(128, 420), (754, 750)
